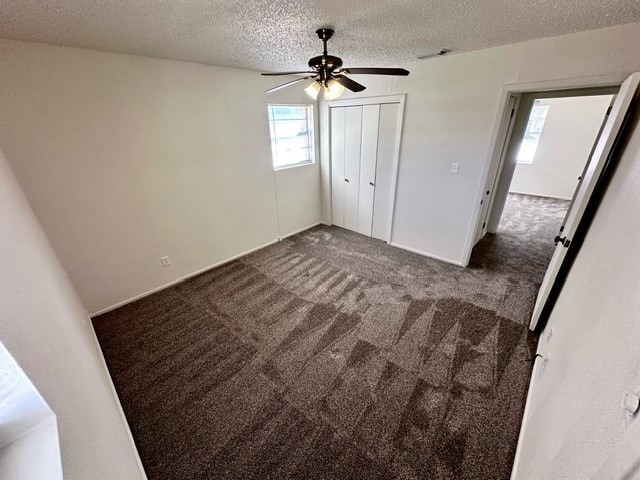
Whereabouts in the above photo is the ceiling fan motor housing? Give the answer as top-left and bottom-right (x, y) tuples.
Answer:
(308, 55), (343, 84)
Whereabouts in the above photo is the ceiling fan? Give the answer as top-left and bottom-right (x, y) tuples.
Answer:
(261, 28), (409, 100)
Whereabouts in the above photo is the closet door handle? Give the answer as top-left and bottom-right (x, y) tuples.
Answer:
(369, 181), (375, 186)
(344, 178), (350, 183)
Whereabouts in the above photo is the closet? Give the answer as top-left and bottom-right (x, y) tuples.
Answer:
(330, 99), (403, 240)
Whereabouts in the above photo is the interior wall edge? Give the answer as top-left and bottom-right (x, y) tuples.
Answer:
(87, 327), (149, 479)
(0, 36), (266, 75)
(510, 359), (543, 479)
(0, 144), (146, 479)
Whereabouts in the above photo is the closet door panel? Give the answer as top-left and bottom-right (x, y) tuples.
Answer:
(357, 105), (380, 236)
(330, 107), (346, 227)
(343, 106), (363, 232)
(372, 103), (402, 240)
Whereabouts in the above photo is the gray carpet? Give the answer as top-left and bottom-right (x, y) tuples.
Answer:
(93, 193), (568, 479)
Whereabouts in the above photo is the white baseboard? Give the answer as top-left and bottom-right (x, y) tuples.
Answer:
(510, 358), (542, 480)
(508, 190), (573, 201)
(278, 222), (322, 240)
(90, 222), (325, 317)
(90, 239), (278, 317)
(389, 242), (463, 266)
(88, 324), (148, 479)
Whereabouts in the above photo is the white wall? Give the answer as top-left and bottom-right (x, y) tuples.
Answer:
(0, 147), (145, 479)
(0, 339), (61, 480)
(509, 95), (613, 200)
(0, 39), (321, 314)
(0, 418), (62, 480)
(511, 96), (640, 479)
(321, 22), (640, 264)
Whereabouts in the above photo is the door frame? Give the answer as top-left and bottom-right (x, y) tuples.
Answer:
(484, 86), (619, 237)
(321, 94), (406, 243)
(461, 73), (627, 267)
(474, 93), (520, 244)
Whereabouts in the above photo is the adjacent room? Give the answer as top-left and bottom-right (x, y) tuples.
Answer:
(2, 2), (640, 479)
(470, 91), (616, 296)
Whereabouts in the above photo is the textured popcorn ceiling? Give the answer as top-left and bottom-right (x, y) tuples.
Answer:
(0, 0), (639, 71)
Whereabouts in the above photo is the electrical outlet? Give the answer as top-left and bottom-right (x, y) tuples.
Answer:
(450, 162), (460, 174)
(161, 256), (171, 267)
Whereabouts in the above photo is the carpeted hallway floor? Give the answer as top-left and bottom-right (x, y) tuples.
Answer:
(93, 193), (569, 480)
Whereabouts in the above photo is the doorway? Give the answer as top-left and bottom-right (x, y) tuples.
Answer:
(328, 96), (404, 241)
(477, 88), (618, 244)
(470, 77), (640, 330)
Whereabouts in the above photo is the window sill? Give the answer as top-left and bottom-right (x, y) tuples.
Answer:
(274, 161), (315, 172)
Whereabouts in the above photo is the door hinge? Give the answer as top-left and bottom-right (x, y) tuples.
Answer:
(510, 108), (515, 118)
(606, 105), (613, 115)
(482, 221), (486, 228)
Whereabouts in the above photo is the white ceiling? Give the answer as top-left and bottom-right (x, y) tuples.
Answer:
(1, 0), (639, 72)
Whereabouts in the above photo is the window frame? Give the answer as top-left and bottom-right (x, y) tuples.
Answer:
(267, 104), (316, 171)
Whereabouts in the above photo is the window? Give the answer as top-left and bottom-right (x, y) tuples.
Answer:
(267, 105), (315, 170)
(517, 103), (549, 163)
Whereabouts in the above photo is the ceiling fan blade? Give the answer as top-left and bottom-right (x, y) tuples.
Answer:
(334, 75), (366, 93)
(340, 67), (410, 76)
(265, 76), (315, 93)
(261, 71), (315, 76)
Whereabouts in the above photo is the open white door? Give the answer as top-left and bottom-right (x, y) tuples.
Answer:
(557, 94), (617, 235)
(529, 72), (640, 330)
(592, 416), (640, 480)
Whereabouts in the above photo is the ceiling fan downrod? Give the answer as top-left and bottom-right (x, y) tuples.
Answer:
(309, 28), (342, 86)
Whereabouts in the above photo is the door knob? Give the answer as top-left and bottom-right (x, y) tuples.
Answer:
(369, 182), (375, 186)
(344, 178), (349, 183)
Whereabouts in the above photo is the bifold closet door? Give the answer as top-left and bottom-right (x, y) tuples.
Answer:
(330, 101), (402, 239)
(357, 105), (381, 236)
(343, 106), (363, 231)
(371, 103), (401, 240)
(330, 107), (346, 228)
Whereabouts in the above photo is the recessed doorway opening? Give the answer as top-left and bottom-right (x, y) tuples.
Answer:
(470, 75), (640, 331)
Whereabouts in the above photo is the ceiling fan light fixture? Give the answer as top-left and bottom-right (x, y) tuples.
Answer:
(324, 79), (345, 100)
(304, 80), (321, 100)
